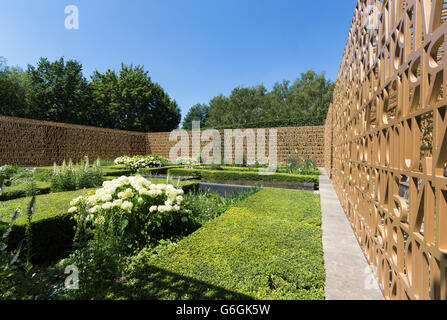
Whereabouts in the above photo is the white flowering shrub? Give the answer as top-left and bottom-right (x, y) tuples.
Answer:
(173, 157), (199, 168)
(114, 156), (131, 165)
(113, 155), (169, 172)
(68, 175), (186, 249)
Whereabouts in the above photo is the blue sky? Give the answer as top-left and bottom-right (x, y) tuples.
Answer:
(0, 0), (357, 119)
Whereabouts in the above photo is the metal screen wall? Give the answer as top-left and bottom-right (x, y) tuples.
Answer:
(327, 0), (447, 299)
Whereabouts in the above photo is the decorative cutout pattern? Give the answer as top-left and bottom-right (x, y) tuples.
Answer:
(0, 116), (325, 166)
(0, 116), (149, 166)
(148, 126), (325, 165)
(326, 0), (447, 300)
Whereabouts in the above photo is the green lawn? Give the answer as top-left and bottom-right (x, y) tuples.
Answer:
(112, 188), (325, 300)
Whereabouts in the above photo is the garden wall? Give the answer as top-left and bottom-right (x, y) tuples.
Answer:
(0, 116), (149, 166)
(325, 0), (447, 300)
(147, 126), (325, 166)
(0, 116), (325, 167)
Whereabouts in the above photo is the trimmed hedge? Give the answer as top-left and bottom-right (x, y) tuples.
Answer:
(0, 181), (52, 201)
(0, 188), (95, 263)
(112, 188), (325, 300)
(37, 165), (182, 178)
(138, 166), (181, 176)
(36, 165), (133, 177)
(1, 175), (128, 202)
(167, 168), (319, 187)
(98, 166), (133, 177)
(0, 179), (199, 264)
(201, 115), (326, 130)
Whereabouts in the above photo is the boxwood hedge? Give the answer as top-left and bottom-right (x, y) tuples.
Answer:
(112, 188), (325, 300)
(138, 166), (182, 175)
(0, 181), (52, 201)
(167, 168), (319, 187)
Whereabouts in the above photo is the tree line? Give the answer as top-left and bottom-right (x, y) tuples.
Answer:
(0, 57), (181, 132)
(182, 70), (334, 130)
(0, 56), (334, 132)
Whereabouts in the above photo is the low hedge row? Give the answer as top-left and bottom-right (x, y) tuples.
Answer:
(1, 175), (130, 202)
(0, 188), (94, 264)
(167, 168), (319, 187)
(138, 166), (181, 175)
(37, 165), (181, 178)
(0, 179), (200, 264)
(0, 181), (52, 201)
(112, 188), (325, 300)
(99, 166), (134, 177)
(201, 115), (326, 130)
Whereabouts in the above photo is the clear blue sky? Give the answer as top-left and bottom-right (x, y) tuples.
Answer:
(0, 0), (357, 120)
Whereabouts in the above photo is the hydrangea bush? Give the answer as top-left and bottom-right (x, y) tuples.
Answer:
(173, 157), (199, 168)
(114, 156), (131, 165)
(68, 175), (186, 249)
(113, 155), (169, 172)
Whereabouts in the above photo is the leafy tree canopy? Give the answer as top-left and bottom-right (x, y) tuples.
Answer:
(182, 70), (334, 130)
(90, 64), (180, 132)
(181, 103), (209, 130)
(0, 57), (181, 132)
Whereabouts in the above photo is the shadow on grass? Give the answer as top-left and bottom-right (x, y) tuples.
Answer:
(113, 265), (253, 300)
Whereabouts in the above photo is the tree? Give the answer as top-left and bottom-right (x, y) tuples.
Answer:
(26, 57), (91, 124)
(0, 58), (32, 118)
(90, 64), (181, 132)
(182, 103), (209, 130)
(204, 70), (334, 128)
(204, 94), (230, 128)
(287, 70), (334, 118)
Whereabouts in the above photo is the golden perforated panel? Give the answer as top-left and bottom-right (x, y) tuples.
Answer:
(326, 0), (447, 300)
(0, 116), (325, 166)
(147, 126), (325, 166)
(0, 116), (149, 166)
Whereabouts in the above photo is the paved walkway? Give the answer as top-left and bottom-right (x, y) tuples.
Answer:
(319, 169), (384, 300)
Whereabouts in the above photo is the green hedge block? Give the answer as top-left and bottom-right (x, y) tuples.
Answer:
(112, 189), (325, 300)
(0, 176), (121, 202)
(167, 168), (202, 178)
(167, 168), (319, 187)
(138, 166), (182, 176)
(0, 181), (52, 201)
(37, 165), (134, 177)
(201, 115), (326, 130)
(100, 166), (133, 177)
(0, 188), (95, 264)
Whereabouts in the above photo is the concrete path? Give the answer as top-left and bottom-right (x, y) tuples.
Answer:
(319, 169), (384, 300)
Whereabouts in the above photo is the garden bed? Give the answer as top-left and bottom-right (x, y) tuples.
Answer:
(0, 179), (200, 264)
(167, 168), (319, 190)
(1, 181), (52, 201)
(110, 188), (325, 300)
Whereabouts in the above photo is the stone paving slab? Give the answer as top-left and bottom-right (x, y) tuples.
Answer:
(319, 169), (384, 300)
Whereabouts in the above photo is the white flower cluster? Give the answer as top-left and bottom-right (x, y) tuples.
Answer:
(127, 156), (163, 171)
(114, 155), (165, 171)
(173, 157), (198, 167)
(67, 175), (185, 222)
(114, 156), (131, 165)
